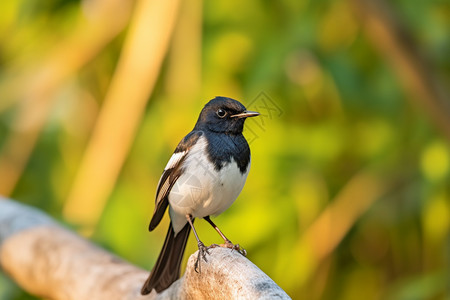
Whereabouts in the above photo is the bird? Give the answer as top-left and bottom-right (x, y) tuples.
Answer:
(141, 96), (260, 295)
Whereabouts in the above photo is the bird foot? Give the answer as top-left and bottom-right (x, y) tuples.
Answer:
(208, 241), (247, 257)
(194, 241), (210, 273)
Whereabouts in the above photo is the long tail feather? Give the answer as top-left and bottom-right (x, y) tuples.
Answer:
(141, 222), (191, 295)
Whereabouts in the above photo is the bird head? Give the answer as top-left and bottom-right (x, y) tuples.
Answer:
(194, 97), (259, 134)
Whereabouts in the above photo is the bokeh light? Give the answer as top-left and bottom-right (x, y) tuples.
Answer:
(0, 0), (449, 299)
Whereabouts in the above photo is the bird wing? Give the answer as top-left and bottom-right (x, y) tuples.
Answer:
(148, 131), (203, 231)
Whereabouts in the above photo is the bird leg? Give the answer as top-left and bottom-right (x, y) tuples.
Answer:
(204, 216), (247, 257)
(186, 215), (209, 273)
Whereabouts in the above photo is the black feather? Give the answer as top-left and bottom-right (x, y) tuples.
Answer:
(203, 131), (250, 174)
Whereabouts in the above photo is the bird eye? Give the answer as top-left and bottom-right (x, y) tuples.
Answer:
(216, 109), (226, 118)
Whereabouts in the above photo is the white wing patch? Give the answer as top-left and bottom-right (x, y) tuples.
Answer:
(164, 151), (186, 170)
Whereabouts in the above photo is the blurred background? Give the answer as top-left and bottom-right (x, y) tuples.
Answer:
(0, 0), (449, 299)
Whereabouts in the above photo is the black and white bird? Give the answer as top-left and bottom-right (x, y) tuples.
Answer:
(141, 97), (259, 295)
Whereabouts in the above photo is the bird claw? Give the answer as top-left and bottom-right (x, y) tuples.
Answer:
(218, 240), (247, 257)
(194, 241), (210, 273)
(194, 241), (247, 273)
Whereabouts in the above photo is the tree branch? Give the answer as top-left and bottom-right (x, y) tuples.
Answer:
(0, 198), (290, 299)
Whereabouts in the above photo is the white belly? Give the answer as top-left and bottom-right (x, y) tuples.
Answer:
(168, 136), (250, 233)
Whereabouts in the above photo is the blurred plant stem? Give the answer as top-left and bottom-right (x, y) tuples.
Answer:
(303, 172), (383, 262)
(352, 0), (450, 141)
(165, 0), (202, 101)
(290, 170), (387, 290)
(0, 0), (134, 196)
(63, 0), (182, 234)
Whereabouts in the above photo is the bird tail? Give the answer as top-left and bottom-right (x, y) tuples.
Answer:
(141, 222), (191, 295)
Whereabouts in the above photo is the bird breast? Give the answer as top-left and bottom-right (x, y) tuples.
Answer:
(168, 136), (250, 233)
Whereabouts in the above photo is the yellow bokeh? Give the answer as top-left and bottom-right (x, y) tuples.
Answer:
(318, 1), (358, 52)
(423, 193), (450, 243)
(421, 141), (450, 181)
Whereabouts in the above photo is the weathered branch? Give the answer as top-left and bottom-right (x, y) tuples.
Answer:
(0, 198), (290, 299)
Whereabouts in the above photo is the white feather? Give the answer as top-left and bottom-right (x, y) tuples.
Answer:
(164, 151), (186, 170)
(168, 136), (250, 233)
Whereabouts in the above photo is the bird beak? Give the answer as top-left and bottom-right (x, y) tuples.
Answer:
(230, 110), (260, 118)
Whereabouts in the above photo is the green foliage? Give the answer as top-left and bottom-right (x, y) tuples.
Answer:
(0, 0), (449, 299)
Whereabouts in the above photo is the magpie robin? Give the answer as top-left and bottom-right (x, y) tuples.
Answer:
(141, 97), (259, 295)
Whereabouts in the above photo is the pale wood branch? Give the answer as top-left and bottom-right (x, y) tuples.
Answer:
(0, 198), (290, 300)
